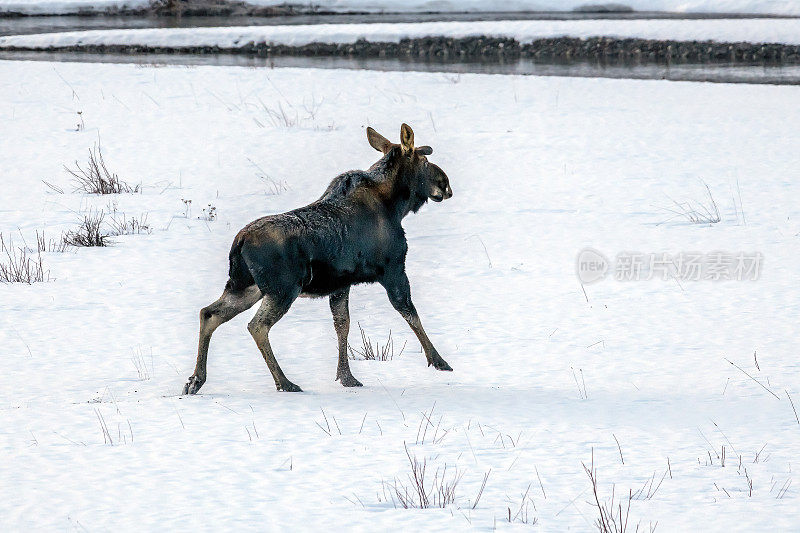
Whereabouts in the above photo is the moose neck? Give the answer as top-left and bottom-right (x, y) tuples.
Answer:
(370, 150), (427, 220)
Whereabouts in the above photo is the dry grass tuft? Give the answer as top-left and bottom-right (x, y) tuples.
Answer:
(660, 181), (721, 225)
(61, 207), (151, 248)
(0, 233), (49, 284)
(384, 444), (463, 509)
(583, 450), (658, 533)
(348, 323), (406, 361)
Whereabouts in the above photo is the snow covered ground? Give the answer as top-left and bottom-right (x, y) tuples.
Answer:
(0, 0), (145, 16)
(2, 59), (800, 530)
(248, 0), (800, 15)
(5, 17), (800, 50)
(2, 0), (800, 17)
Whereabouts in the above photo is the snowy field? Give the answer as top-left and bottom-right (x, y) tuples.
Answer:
(2, 0), (800, 17)
(6, 17), (800, 50)
(2, 59), (800, 531)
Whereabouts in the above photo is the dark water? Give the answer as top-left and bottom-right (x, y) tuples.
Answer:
(3, 49), (800, 85)
(2, 12), (800, 85)
(0, 11), (792, 37)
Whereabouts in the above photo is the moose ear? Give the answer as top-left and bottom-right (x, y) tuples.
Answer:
(366, 126), (392, 154)
(400, 123), (414, 153)
(416, 146), (432, 155)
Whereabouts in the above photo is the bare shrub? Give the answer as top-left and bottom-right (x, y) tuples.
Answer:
(384, 444), (463, 509)
(0, 233), (49, 284)
(62, 211), (109, 247)
(348, 323), (406, 361)
(65, 145), (140, 194)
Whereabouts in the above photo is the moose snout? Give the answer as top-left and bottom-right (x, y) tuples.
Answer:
(431, 185), (452, 202)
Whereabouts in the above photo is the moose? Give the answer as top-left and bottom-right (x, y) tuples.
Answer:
(183, 123), (453, 395)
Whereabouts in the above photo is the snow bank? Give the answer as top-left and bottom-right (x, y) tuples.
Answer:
(0, 0), (147, 15)
(3, 18), (800, 50)
(1, 0), (800, 17)
(244, 0), (800, 16)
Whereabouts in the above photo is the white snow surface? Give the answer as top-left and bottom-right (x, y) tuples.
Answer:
(0, 0), (144, 14)
(257, 0), (800, 15)
(5, 18), (800, 50)
(2, 59), (800, 530)
(2, 0), (800, 16)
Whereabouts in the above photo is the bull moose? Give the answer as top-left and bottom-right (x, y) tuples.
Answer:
(183, 123), (453, 395)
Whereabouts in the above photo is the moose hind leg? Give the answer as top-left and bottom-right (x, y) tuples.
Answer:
(382, 272), (452, 372)
(330, 288), (362, 387)
(183, 285), (263, 395)
(248, 292), (302, 392)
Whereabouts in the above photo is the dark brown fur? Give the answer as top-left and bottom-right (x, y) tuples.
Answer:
(183, 124), (453, 395)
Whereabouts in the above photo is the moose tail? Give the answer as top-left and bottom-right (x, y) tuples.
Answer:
(225, 235), (255, 292)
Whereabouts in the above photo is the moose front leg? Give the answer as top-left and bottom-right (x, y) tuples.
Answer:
(330, 288), (362, 387)
(381, 271), (452, 372)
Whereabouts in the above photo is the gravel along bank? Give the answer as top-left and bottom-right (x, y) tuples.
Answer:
(2, 35), (800, 64)
(4, 19), (800, 64)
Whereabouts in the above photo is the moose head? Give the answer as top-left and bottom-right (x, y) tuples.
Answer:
(366, 123), (453, 206)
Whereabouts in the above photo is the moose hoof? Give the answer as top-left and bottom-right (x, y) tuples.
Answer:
(431, 359), (453, 372)
(277, 381), (303, 392)
(338, 374), (363, 387)
(182, 376), (205, 395)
